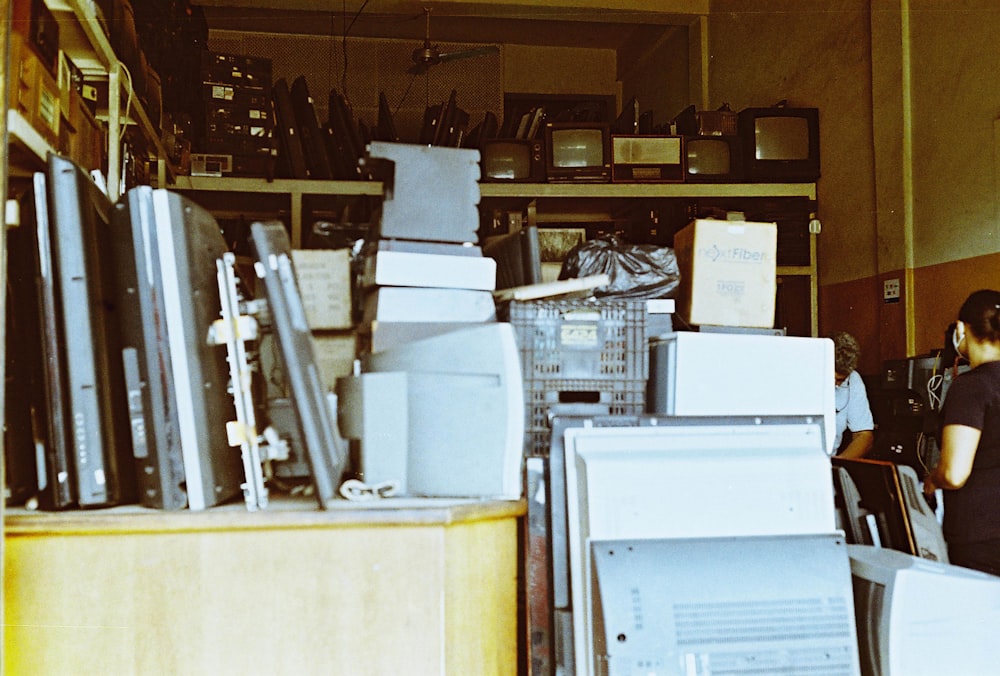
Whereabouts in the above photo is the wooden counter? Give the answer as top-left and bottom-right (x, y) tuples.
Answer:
(4, 497), (525, 676)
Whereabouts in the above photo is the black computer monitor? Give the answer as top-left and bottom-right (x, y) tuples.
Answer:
(45, 153), (135, 507)
(482, 226), (543, 290)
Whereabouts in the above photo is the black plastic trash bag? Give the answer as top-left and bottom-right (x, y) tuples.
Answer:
(559, 234), (680, 299)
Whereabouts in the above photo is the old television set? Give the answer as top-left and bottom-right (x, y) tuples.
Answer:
(544, 122), (611, 183)
(480, 138), (545, 182)
(610, 134), (684, 183)
(684, 134), (744, 182)
(849, 544), (1000, 676)
(738, 105), (820, 182)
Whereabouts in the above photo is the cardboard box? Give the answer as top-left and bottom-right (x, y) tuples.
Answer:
(291, 249), (352, 330)
(672, 218), (777, 328)
(312, 331), (358, 389)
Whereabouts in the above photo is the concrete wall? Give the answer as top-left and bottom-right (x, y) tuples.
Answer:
(706, 1), (1000, 372)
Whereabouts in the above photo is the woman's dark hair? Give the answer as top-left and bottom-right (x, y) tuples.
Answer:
(958, 289), (1000, 342)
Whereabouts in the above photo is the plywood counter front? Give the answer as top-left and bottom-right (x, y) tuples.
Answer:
(4, 497), (525, 676)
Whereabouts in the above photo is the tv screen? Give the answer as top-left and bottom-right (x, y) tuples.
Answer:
(544, 122), (611, 182)
(738, 106), (820, 182)
(755, 115), (811, 160)
(684, 135), (743, 182)
(481, 139), (543, 181)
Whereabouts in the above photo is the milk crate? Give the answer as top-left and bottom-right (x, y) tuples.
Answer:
(524, 378), (646, 456)
(502, 298), (649, 456)
(503, 298), (648, 383)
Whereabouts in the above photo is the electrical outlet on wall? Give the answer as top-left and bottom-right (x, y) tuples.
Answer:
(883, 278), (901, 303)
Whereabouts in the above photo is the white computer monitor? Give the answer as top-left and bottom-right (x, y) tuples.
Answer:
(591, 535), (861, 676)
(848, 544), (1000, 676)
(561, 417), (836, 675)
(360, 323), (524, 498)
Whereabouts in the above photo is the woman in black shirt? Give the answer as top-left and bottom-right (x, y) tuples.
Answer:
(924, 289), (1000, 575)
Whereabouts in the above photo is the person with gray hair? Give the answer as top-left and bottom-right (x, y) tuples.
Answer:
(831, 331), (874, 458)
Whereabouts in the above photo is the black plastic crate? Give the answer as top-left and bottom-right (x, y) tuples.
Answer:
(524, 378), (646, 457)
(504, 298), (648, 384)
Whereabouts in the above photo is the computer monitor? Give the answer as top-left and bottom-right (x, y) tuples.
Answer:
(591, 535), (860, 676)
(550, 414), (834, 674)
(4, 175), (66, 507)
(45, 153), (135, 508)
(482, 225), (542, 290)
(147, 188), (245, 510)
(249, 221), (349, 508)
(848, 544), (1000, 675)
(359, 323), (524, 498)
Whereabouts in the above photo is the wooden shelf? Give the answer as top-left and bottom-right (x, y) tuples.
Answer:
(478, 181), (817, 200)
(171, 176), (384, 196)
(41, 0), (171, 198)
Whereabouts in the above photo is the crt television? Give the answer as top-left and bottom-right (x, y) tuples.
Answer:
(848, 544), (1000, 676)
(738, 105), (820, 182)
(480, 138), (546, 182)
(683, 134), (743, 183)
(544, 122), (611, 183)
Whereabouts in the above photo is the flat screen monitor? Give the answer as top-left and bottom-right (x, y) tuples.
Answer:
(108, 187), (182, 509)
(832, 456), (948, 563)
(544, 122), (611, 183)
(360, 323), (524, 498)
(5, 175), (65, 507)
(684, 134), (743, 182)
(482, 225), (542, 290)
(149, 188), (245, 510)
(480, 138), (545, 182)
(249, 221), (349, 508)
(46, 153), (135, 508)
(848, 544), (1000, 676)
(738, 106), (820, 182)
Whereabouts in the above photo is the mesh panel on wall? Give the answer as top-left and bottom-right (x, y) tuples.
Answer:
(209, 30), (503, 144)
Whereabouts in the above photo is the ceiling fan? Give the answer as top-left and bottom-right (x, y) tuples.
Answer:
(408, 7), (500, 75)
